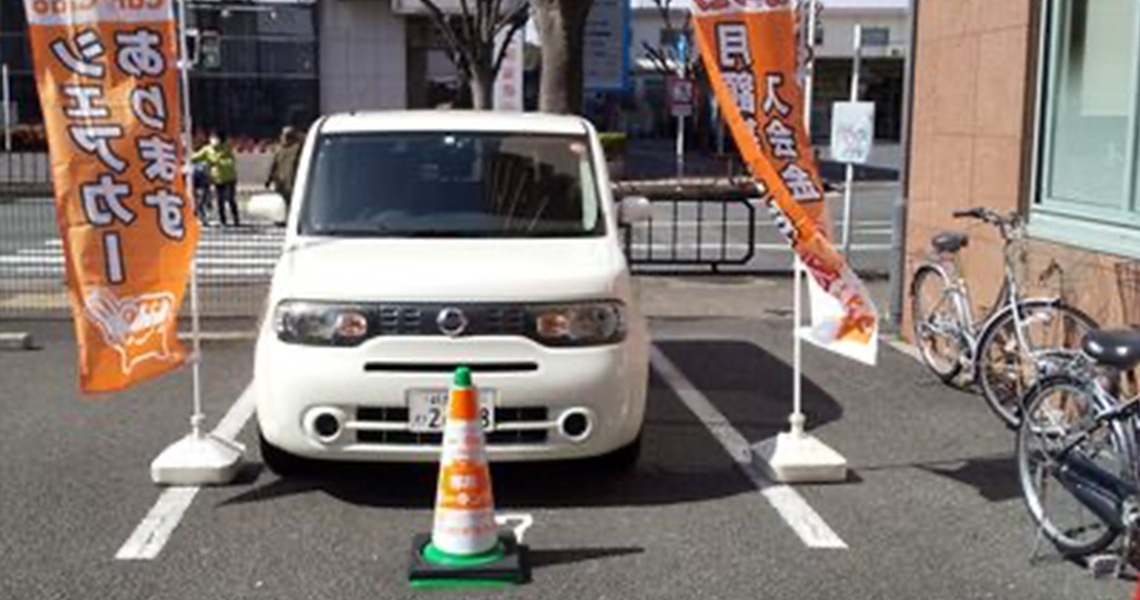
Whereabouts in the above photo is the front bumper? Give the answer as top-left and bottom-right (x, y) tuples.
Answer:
(254, 328), (648, 463)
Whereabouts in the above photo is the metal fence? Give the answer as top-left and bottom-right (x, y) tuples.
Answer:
(1, 154), (281, 320)
(2, 160), (770, 320)
(623, 197), (758, 273)
(0, 152), (52, 199)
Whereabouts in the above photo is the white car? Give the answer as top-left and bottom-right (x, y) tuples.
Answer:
(250, 111), (652, 475)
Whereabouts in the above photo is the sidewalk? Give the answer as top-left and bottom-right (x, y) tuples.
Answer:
(621, 138), (901, 183)
(639, 274), (895, 327)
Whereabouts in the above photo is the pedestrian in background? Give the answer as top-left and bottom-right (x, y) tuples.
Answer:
(193, 132), (240, 227)
(191, 158), (212, 225)
(266, 126), (303, 210)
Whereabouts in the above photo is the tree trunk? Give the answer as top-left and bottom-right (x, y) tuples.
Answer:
(470, 67), (495, 110)
(534, 0), (593, 115)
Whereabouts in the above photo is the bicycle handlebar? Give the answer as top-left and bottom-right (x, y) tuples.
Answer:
(952, 207), (1021, 230)
(952, 208), (987, 219)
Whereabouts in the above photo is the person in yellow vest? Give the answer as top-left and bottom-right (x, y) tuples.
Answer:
(193, 132), (240, 227)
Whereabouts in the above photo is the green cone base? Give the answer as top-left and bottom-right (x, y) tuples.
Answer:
(408, 532), (527, 587)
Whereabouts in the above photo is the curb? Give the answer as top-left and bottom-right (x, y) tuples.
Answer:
(0, 332), (36, 350)
(177, 331), (257, 342)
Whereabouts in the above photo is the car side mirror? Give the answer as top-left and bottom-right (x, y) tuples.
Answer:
(248, 192), (288, 225)
(618, 196), (653, 225)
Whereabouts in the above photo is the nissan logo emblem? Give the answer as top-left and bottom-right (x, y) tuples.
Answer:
(436, 308), (468, 337)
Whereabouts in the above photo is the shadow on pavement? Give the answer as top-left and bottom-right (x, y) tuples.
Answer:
(858, 453), (1021, 503)
(218, 365), (759, 509)
(218, 340), (841, 510)
(916, 454), (1021, 503)
(528, 546), (645, 570)
(654, 339), (843, 438)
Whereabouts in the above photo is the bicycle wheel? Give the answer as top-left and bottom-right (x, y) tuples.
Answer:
(910, 265), (965, 383)
(975, 300), (1097, 427)
(1016, 375), (1133, 557)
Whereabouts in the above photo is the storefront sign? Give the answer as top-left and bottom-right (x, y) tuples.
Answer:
(583, 0), (630, 91)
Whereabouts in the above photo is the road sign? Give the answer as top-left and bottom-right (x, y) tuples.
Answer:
(668, 78), (694, 118)
(830, 101), (875, 165)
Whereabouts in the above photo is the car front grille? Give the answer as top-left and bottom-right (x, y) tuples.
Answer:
(370, 303), (529, 337)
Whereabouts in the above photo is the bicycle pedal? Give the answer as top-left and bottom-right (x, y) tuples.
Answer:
(1087, 554), (1122, 579)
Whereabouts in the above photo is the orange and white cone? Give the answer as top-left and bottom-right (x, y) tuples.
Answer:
(428, 366), (499, 557)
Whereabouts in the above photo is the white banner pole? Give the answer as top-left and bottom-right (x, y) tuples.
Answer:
(841, 24), (862, 258)
(2, 64), (10, 152)
(151, 0), (243, 485)
(791, 0), (819, 436)
(176, 0), (204, 439)
(753, 0), (847, 483)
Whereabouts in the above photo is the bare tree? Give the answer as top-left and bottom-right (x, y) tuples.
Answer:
(419, 0), (530, 110)
(531, 0), (594, 115)
(641, 0), (693, 77)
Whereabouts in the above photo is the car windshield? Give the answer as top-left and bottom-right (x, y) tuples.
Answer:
(298, 131), (604, 238)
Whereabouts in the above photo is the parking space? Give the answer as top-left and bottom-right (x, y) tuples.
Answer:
(0, 315), (1131, 599)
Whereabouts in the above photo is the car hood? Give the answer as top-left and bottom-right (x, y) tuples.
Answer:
(273, 237), (627, 302)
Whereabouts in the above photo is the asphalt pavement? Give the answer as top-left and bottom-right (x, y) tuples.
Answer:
(0, 278), (1131, 600)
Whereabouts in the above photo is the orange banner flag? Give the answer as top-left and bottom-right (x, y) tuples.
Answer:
(24, 0), (199, 392)
(692, 0), (878, 363)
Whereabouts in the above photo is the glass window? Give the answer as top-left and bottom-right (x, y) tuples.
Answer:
(1032, 0), (1140, 258)
(861, 26), (889, 47)
(300, 133), (606, 239)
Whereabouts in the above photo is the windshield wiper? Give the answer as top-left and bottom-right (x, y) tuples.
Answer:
(400, 229), (492, 238)
(303, 222), (397, 237)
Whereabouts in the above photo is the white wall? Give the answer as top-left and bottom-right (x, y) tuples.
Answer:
(817, 10), (909, 60)
(631, 6), (909, 66)
(320, 0), (407, 114)
(630, 8), (686, 73)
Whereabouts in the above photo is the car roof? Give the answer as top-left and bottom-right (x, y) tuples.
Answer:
(320, 111), (591, 136)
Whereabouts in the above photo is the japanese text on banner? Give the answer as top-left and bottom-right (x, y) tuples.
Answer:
(25, 0), (199, 392)
(692, 1), (879, 363)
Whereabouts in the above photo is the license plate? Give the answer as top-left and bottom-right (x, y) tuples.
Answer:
(407, 388), (496, 433)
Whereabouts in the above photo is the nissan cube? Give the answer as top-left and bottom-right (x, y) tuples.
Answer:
(250, 111), (652, 475)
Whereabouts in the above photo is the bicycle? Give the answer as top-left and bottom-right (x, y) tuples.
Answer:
(1016, 328), (1140, 561)
(910, 207), (1098, 427)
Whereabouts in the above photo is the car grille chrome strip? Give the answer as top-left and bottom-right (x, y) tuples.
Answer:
(349, 406), (551, 446)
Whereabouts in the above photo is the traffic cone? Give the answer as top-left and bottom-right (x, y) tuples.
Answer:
(408, 367), (527, 588)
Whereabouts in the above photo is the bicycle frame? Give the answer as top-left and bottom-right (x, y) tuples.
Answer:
(1047, 378), (1140, 532)
(924, 236), (1022, 370)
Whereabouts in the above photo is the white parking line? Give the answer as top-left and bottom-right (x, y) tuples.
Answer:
(115, 386), (256, 561)
(650, 346), (848, 550)
(114, 487), (200, 561)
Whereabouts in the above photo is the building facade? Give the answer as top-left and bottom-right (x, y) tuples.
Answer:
(626, 2), (908, 143)
(906, 0), (1140, 333)
(0, 0), (470, 143)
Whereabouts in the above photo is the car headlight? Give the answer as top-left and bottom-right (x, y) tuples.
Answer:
(274, 301), (370, 346)
(533, 301), (626, 347)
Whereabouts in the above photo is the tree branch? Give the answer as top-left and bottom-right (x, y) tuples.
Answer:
(419, 0), (477, 71)
(654, 0), (674, 33)
(641, 41), (673, 77)
(492, 2), (530, 75)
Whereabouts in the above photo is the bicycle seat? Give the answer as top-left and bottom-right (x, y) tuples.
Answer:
(1082, 329), (1140, 371)
(931, 232), (969, 254)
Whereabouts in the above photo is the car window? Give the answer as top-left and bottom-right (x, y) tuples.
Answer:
(298, 132), (605, 238)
